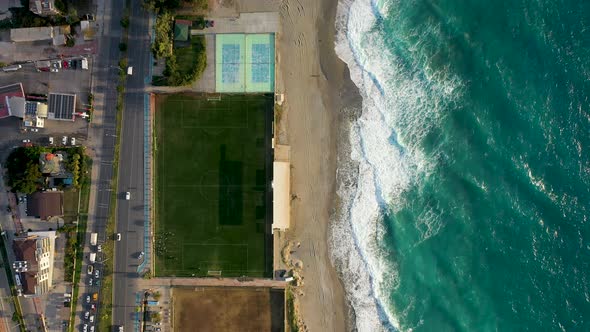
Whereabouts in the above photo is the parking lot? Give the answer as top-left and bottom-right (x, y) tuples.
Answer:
(0, 57), (93, 159)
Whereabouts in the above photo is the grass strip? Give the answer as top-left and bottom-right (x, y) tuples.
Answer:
(68, 157), (92, 332)
(0, 232), (26, 332)
(286, 286), (299, 332)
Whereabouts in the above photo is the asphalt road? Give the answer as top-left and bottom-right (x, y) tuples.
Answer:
(74, 0), (126, 329)
(112, 0), (152, 330)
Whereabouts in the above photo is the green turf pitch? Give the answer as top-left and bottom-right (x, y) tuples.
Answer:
(154, 93), (273, 277)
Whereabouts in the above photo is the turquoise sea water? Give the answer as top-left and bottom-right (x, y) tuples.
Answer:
(334, 0), (590, 331)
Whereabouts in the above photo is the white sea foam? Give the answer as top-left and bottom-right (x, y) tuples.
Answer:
(331, 0), (463, 330)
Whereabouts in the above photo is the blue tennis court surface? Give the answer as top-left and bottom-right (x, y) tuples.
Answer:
(216, 34), (275, 92)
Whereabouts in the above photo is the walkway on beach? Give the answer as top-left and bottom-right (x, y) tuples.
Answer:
(141, 277), (287, 289)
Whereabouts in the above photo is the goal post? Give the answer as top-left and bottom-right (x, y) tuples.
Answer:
(207, 270), (222, 276)
(207, 94), (222, 101)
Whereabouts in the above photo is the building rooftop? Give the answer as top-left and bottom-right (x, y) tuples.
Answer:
(10, 26), (53, 42)
(0, 83), (25, 118)
(174, 20), (190, 41)
(272, 161), (290, 231)
(48, 93), (76, 121)
(26, 191), (64, 220)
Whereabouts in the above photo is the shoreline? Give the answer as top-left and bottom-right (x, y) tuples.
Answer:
(275, 0), (362, 331)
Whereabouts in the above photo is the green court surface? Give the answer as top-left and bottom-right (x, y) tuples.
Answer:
(216, 33), (275, 93)
(154, 93), (273, 277)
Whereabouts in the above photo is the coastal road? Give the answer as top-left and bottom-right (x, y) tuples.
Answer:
(75, 0), (125, 329)
(112, 0), (152, 330)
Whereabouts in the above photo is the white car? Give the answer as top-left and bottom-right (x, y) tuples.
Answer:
(71, 137), (76, 145)
(88, 278), (93, 286)
(90, 326), (95, 332)
(83, 324), (88, 332)
(94, 270), (100, 279)
(116, 233), (121, 241)
(31, 128), (38, 132)
(84, 311), (89, 320)
(62, 136), (68, 145)
(85, 295), (90, 304)
(48, 137), (54, 144)
(138, 251), (144, 259)
(21, 139), (30, 143)
(97, 245), (102, 252)
(125, 192), (131, 200)
(89, 315), (94, 323)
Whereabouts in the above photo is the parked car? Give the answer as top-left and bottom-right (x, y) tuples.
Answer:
(84, 311), (89, 320)
(90, 304), (96, 311)
(116, 233), (121, 241)
(48, 136), (54, 144)
(83, 324), (88, 332)
(97, 245), (102, 252)
(89, 315), (94, 323)
(90, 326), (95, 332)
(94, 270), (100, 279)
(71, 137), (76, 145)
(138, 251), (144, 259)
(31, 128), (38, 132)
(87, 265), (93, 275)
(125, 192), (131, 200)
(50, 68), (58, 73)
(62, 136), (68, 145)
(88, 278), (93, 286)
(62, 60), (69, 69)
(85, 295), (90, 304)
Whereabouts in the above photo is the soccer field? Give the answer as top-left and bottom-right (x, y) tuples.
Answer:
(154, 93), (273, 277)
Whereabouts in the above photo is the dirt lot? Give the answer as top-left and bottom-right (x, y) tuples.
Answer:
(172, 287), (285, 332)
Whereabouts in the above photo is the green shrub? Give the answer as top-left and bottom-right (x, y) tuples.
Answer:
(119, 42), (127, 52)
(152, 11), (173, 59)
(120, 16), (130, 28)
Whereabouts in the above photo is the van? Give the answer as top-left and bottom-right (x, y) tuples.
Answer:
(2, 64), (22, 72)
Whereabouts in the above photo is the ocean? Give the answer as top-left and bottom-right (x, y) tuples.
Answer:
(331, 0), (590, 331)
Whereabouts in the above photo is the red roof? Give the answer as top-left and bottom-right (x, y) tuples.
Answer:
(45, 153), (55, 160)
(175, 19), (192, 26)
(0, 83), (25, 118)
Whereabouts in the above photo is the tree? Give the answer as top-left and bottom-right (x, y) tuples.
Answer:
(152, 11), (173, 59)
(120, 16), (130, 29)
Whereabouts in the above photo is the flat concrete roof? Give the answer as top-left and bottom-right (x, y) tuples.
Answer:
(191, 12), (280, 35)
(10, 26), (53, 42)
(272, 161), (290, 231)
(0, 83), (25, 118)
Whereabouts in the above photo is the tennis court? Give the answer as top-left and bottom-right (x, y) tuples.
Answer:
(154, 93), (274, 277)
(215, 33), (275, 93)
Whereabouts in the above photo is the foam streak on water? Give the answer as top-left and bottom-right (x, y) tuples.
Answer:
(331, 0), (462, 330)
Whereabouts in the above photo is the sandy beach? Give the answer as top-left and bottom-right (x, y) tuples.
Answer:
(273, 0), (360, 330)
